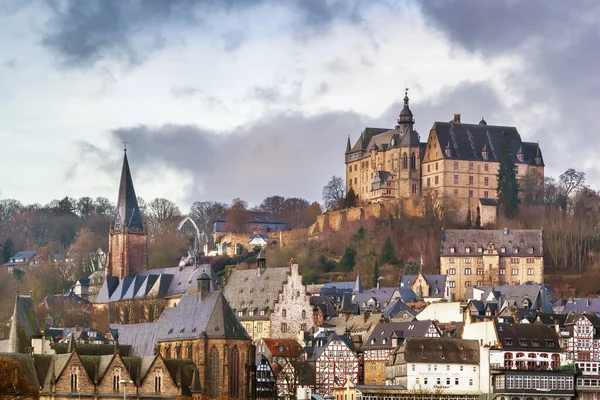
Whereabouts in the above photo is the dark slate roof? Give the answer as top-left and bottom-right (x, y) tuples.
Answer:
(431, 121), (544, 166)
(440, 229), (543, 256)
(496, 321), (561, 352)
(96, 263), (217, 303)
(310, 296), (337, 319)
(113, 291), (249, 357)
(399, 274), (447, 298)
(561, 298), (600, 314)
(479, 198), (498, 206)
(388, 337), (479, 365)
(222, 266), (290, 318)
(306, 330), (356, 362)
(363, 321), (439, 350)
(353, 287), (400, 312)
(535, 313), (568, 327)
(397, 287), (418, 303)
(114, 151), (143, 231)
(350, 127), (390, 153)
(382, 299), (417, 319)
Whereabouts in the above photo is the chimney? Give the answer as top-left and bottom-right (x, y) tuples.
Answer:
(197, 273), (211, 301)
(453, 114), (461, 124)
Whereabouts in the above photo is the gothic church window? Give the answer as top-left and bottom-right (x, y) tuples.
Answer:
(155, 368), (163, 393)
(207, 346), (220, 398)
(412, 184), (417, 194)
(229, 346), (240, 398)
(403, 153), (408, 169)
(410, 153), (416, 170)
(70, 366), (79, 392)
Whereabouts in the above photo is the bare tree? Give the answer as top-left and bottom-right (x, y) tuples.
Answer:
(322, 176), (345, 211)
(189, 201), (227, 236)
(560, 168), (586, 198)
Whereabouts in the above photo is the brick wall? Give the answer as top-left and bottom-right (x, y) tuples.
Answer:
(106, 229), (147, 279)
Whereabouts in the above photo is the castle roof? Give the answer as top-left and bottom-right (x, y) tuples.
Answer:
(114, 151), (143, 231)
(431, 121), (544, 166)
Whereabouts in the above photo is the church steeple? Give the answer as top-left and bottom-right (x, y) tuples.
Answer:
(106, 147), (148, 279)
(346, 136), (351, 154)
(114, 150), (143, 232)
(397, 88), (414, 136)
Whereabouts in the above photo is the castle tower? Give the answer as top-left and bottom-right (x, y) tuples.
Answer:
(396, 89), (422, 198)
(106, 150), (147, 279)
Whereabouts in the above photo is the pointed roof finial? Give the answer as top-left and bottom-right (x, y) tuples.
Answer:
(346, 135), (351, 154)
(398, 87), (413, 124)
(122, 138), (129, 152)
(353, 272), (363, 294)
(114, 151), (143, 231)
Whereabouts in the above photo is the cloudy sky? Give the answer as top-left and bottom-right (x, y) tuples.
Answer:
(1, 0), (599, 210)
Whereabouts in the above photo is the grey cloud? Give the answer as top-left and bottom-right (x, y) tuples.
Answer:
(324, 57), (350, 74)
(315, 82), (328, 96)
(250, 79), (303, 104)
(2, 59), (16, 68)
(170, 86), (229, 111)
(78, 81), (509, 206)
(40, 0), (379, 68)
(420, 0), (600, 183)
(171, 85), (202, 98)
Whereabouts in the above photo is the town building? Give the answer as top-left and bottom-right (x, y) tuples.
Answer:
(2, 250), (37, 272)
(563, 313), (600, 400)
(362, 321), (441, 385)
(256, 355), (277, 400)
(222, 257), (313, 342)
(440, 228), (544, 300)
(386, 337), (483, 394)
(333, 379), (480, 400)
(344, 93), (544, 218)
(305, 329), (360, 396)
(399, 272), (451, 302)
(112, 274), (255, 399)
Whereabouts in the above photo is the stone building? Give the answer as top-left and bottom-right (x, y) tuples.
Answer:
(345, 90), (424, 203)
(344, 93), (544, 218)
(113, 274), (254, 399)
(440, 228), (544, 301)
(222, 257), (313, 342)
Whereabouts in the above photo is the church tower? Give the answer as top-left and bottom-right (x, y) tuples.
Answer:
(396, 89), (422, 198)
(105, 150), (147, 279)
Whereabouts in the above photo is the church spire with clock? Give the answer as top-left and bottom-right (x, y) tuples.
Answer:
(105, 148), (147, 279)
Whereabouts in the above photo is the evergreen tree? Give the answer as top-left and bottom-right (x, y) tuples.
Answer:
(344, 188), (358, 209)
(372, 260), (380, 287)
(340, 246), (357, 272)
(379, 236), (399, 266)
(403, 259), (420, 275)
(497, 133), (520, 218)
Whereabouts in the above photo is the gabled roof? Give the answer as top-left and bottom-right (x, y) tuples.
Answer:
(400, 274), (447, 298)
(306, 330), (356, 361)
(383, 299), (417, 319)
(388, 337), (479, 365)
(261, 338), (303, 358)
(441, 228), (543, 256)
(353, 287), (399, 311)
(363, 321), (439, 350)
(95, 276), (120, 303)
(495, 321), (561, 352)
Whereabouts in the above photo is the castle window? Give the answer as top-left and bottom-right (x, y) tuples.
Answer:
(469, 176), (474, 185)
(449, 268), (456, 275)
(527, 258), (535, 264)
(435, 162), (438, 171)
(454, 189), (458, 198)
(484, 177), (489, 186)
(427, 177), (430, 187)
(412, 183), (417, 194)
(501, 247), (506, 253)
(465, 258), (471, 265)
(477, 268), (483, 275)
(449, 281), (455, 288)
(454, 162), (458, 170)
(527, 268), (534, 275)
(449, 257), (455, 264)
(435, 176), (439, 185)
(469, 190), (473, 198)
(469, 162), (474, 170)
(446, 148), (452, 157)
(528, 247), (534, 254)
(410, 152), (416, 170)
(403, 153), (408, 169)
(484, 191), (489, 198)
(427, 164), (430, 172)
(512, 268), (518, 275)
(465, 281), (472, 287)
(465, 268), (472, 275)
(282, 309), (286, 317)
(302, 310), (307, 319)
(454, 175), (458, 184)
(484, 164), (489, 171)
(155, 368), (163, 393)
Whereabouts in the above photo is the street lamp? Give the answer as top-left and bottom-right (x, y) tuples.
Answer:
(119, 379), (134, 400)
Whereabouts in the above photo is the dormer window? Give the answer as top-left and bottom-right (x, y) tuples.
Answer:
(514, 247), (519, 254)
(528, 247), (534, 254)
(466, 247), (471, 253)
(445, 148), (452, 158)
(478, 247), (483, 253)
(482, 150), (488, 160)
(450, 246), (455, 254)
(501, 247), (506, 254)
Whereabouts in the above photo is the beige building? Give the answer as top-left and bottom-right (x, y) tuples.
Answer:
(345, 93), (544, 218)
(440, 229), (544, 301)
(222, 254), (313, 342)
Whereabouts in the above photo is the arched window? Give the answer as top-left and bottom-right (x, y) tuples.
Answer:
(402, 153), (408, 169)
(515, 353), (525, 370)
(113, 367), (122, 392)
(410, 152), (416, 170)
(154, 368), (163, 393)
(187, 344), (193, 360)
(174, 345), (181, 359)
(551, 354), (560, 368)
(208, 346), (220, 398)
(229, 346), (240, 398)
(504, 352), (513, 368)
(70, 366), (79, 392)
(412, 183), (417, 194)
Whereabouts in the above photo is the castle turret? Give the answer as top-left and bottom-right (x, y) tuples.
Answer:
(397, 88), (414, 137)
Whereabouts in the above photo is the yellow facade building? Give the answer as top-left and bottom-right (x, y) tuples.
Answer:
(439, 229), (544, 301)
(345, 94), (544, 218)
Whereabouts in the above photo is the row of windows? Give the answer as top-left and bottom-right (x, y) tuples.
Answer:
(495, 374), (573, 390)
(419, 364), (476, 372)
(448, 257), (536, 264)
(448, 267), (536, 275)
(416, 377), (474, 387)
(449, 279), (527, 288)
(449, 246), (535, 255)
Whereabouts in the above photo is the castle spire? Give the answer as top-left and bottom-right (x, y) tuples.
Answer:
(346, 135), (351, 154)
(397, 88), (414, 131)
(114, 150), (143, 231)
(353, 272), (363, 294)
(7, 296), (20, 353)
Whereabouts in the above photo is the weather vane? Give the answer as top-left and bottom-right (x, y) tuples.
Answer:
(122, 139), (129, 152)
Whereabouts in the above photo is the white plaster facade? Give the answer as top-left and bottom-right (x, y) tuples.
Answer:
(406, 362), (481, 394)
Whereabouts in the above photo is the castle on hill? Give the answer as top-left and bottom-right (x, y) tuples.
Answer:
(344, 90), (544, 218)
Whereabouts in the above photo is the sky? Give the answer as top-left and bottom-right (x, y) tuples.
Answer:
(1, 0), (599, 210)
